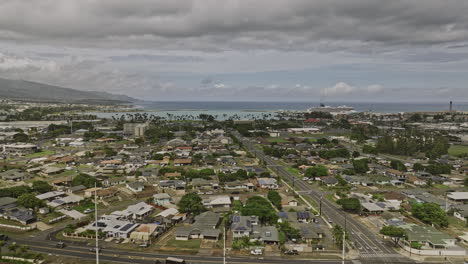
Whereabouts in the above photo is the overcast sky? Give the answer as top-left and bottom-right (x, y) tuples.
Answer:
(1, 0), (468, 102)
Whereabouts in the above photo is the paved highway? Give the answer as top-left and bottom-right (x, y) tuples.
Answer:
(232, 131), (416, 264)
(13, 238), (350, 264)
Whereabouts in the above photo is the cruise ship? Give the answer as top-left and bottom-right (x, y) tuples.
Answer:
(307, 104), (356, 114)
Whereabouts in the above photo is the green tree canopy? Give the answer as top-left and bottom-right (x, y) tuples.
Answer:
(337, 198), (361, 213)
(178, 193), (206, 216)
(32, 181), (53, 194)
(304, 165), (329, 178)
(411, 202), (448, 228)
(72, 174), (100, 188)
(267, 190), (282, 210)
(17, 193), (45, 209)
(379, 225), (407, 245)
(241, 196), (278, 225)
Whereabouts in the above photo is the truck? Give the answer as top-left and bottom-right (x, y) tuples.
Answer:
(165, 257), (186, 264)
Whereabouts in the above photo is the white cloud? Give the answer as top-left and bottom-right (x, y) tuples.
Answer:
(213, 83), (226, 89)
(322, 82), (384, 96)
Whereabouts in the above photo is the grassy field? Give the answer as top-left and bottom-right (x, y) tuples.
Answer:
(165, 239), (201, 249)
(72, 200), (95, 213)
(266, 137), (290, 143)
(24, 150), (55, 158)
(285, 167), (302, 177)
(448, 144), (468, 156)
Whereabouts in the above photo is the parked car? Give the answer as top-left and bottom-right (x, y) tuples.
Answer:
(250, 248), (263, 255)
(284, 249), (299, 255)
(0, 234), (9, 241)
(83, 208), (95, 214)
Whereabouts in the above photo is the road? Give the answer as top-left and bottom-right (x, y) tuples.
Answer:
(232, 131), (416, 264)
(12, 238), (350, 264)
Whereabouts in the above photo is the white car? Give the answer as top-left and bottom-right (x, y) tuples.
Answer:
(83, 208), (95, 214)
(250, 249), (263, 255)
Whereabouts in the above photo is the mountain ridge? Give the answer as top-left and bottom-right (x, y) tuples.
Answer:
(0, 77), (138, 104)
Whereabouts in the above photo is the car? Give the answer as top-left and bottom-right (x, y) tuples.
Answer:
(89, 247), (102, 253)
(0, 234), (9, 241)
(83, 208), (95, 214)
(328, 218), (333, 223)
(250, 249), (263, 255)
(56, 242), (66, 248)
(284, 249), (299, 255)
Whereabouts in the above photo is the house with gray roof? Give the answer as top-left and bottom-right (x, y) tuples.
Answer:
(230, 215), (259, 238)
(175, 211), (220, 241)
(0, 169), (30, 181)
(251, 226), (279, 244)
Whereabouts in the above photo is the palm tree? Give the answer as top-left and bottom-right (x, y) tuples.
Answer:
(8, 243), (18, 253)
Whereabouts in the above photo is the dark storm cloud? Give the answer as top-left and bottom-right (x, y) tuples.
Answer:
(1, 0), (468, 51)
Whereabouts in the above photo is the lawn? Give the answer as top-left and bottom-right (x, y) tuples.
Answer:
(285, 167), (302, 177)
(24, 150), (55, 158)
(266, 137), (290, 143)
(165, 239), (201, 249)
(448, 144), (468, 157)
(72, 200), (95, 213)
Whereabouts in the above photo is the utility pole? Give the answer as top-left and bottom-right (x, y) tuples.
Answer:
(342, 229), (346, 264)
(94, 183), (99, 264)
(319, 195), (323, 216)
(223, 226), (226, 264)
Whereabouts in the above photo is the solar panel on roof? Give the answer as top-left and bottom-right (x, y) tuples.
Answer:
(120, 223), (135, 232)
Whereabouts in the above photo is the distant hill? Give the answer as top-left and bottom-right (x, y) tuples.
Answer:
(0, 77), (137, 104)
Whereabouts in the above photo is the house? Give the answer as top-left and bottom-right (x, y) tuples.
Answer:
(130, 223), (164, 242)
(0, 169), (30, 181)
(447, 192), (468, 203)
(87, 215), (139, 238)
(39, 166), (65, 176)
(84, 187), (119, 200)
(251, 226), (280, 244)
(361, 202), (385, 215)
(453, 204), (468, 222)
(224, 180), (254, 192)
(278, 211), (323, 243)
(321, 177), (338, 187)
(175, 211), (220, 241)
(47, 194), (84, 209)
(156, 208), (180, 224)
(36, 191), (66, 201)
(1, 207), (37, 225)
(174, 158), (192, 166)
(400, 224), (456, 249)
(256, 178), (278, 189)
(385, 169), (407, 182)
(2, 143), (38, 156)
(126, 182), (145, 193)
(230, 215), (259, 238)
(202, 196), (231, 209)
(153, 193), (172, 206)
(111, 202), (154, 220)
(159, 180), (186, 190)
(65, 185), (85, 194)
(103, 177), (126, 187)
(0, 197), (17, 210)
(192, 178), (219, 192)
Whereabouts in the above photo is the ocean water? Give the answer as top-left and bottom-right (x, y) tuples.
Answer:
(92, 101), (468, 120)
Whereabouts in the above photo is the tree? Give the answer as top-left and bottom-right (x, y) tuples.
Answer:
(331, 225), (349, 248)
(178, 193), (206, 216)
(411, 202), (448, 227)
(17, 193), (45, 209)
(304, 165), (328, 178)
(379, 225), (407, 245)
(390, 160), (407, 172)
(352, 159), (369, 174)
(337, 198), (361, 213)
(464, 177), (468, 187)
(278, 221), (301, 242)
(362, 144), (378, 154)
(13, 133), (29, 142)
(352, 151), (360, 158)
(72, 173), (100, 188)
(241, 196), (278, 224)
(32, 180), (52, 193)
(413, 163), (424, 172)
(267, 190), (282, 210)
